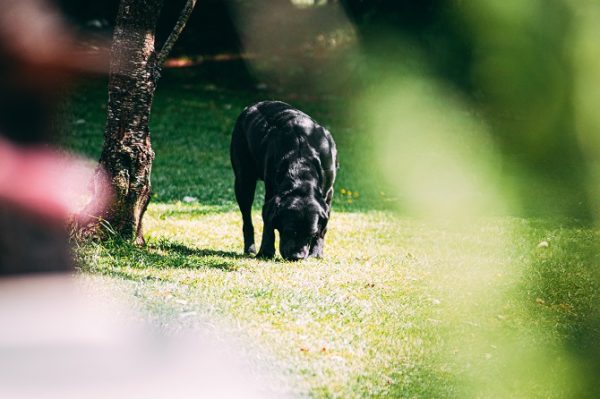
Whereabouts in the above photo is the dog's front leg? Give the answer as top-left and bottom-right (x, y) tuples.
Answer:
(256, 224), (276, 259)
(310, 187), (333, 258)
(308, 238), (324, 258)
(257, 195), (276, 259)
(309, 232), (325, 258)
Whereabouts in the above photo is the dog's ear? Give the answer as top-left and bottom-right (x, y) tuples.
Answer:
(317, 207), (329, 237)
(264, 196), (281, 226)
(315, 190), (329, 216)
(318, 200), (327, 220)
(315, 199), (328, 232)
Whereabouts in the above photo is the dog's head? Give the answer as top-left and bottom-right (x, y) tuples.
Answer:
(266, 192), (328, 261)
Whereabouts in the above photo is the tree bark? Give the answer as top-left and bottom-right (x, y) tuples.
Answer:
(84, 0), (197, 245)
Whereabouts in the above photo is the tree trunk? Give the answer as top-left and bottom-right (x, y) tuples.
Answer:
(98, 0), (163, 245)
(80, 0), (197, 244)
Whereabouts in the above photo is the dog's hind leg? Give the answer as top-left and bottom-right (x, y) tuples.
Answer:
(234, 174), (257, 255)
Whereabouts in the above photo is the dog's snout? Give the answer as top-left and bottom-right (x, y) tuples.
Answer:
(282, 244), (310, 261)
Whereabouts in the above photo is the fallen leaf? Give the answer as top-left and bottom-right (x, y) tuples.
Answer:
(535, 297), (545, 305)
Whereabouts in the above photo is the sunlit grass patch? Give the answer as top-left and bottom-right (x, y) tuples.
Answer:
(78, 207), (441, 397)
(76, 204), (600, 398)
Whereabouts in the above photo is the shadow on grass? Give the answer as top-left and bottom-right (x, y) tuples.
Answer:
(78, 239), (246, 280)
(149, 241), (303, 265)
(148, 241), (246, 260)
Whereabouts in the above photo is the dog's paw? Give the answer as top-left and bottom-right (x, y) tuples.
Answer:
(308, 241), (324, 259)
(244, 244), (257, 256)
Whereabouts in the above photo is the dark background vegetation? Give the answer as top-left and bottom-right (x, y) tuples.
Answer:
(56, 0), (592, 219)
(57, 0), (241, 55)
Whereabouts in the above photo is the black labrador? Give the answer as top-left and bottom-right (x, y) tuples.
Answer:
(230, 101), (337, 261)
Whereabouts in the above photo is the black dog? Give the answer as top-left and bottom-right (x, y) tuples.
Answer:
(230, 101), (337, 261)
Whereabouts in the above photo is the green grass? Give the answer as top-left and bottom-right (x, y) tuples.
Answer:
(62, 63), (389, 211)
(64, 64), (599, 398)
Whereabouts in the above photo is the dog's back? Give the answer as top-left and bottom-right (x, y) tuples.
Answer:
(231, 101), (336, 183)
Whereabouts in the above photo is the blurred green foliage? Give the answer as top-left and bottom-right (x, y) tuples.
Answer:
(344, 0), (597, 219)
(344, 1), (600, 397)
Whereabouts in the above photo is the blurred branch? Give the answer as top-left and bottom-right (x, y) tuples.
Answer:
(156, 0), (198, 67)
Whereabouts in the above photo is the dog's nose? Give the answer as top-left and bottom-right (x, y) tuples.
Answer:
(284, 247), (310, 261)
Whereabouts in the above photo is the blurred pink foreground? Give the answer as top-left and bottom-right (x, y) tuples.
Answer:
(0, 137), (109, 223)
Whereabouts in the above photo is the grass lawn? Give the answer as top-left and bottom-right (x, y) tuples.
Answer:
(63, 64), (599, 398)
